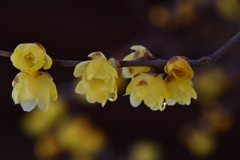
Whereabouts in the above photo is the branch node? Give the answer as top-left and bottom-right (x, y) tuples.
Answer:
(201, 56), (210, 68)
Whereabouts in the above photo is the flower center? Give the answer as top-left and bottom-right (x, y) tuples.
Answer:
(172, 69), (186, 77)
(24, 53), (37, 66)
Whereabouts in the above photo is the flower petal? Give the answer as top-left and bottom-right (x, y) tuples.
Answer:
(130, 90), (142, 107)
(21, 99), (38, 112)
(38, 101), (49, 112)
(73, 61), (90, 77)
(43, 54), (53, 70)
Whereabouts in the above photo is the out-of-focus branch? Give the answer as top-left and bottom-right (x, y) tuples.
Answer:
(1, 32), (240, 68)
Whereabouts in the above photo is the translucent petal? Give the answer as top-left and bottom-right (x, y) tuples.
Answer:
(75, 72), (89, 94)
(134, 87), (147, 101)
(37, 101), (49, 112)
(130, 90), (142, 107)
(31, 45), (45, 61)
(21, 99), (38, 112)
(125, 75), (142, 95)
(166, 99), (176, 106)
(123, 53), (134, 61)
(130, 45), (146, 52)
(39, 73), (58, 101)
(111, 78), (117, 93)
(88, 52), (107, 60)
(73, 61), (90, 77)
(88, 81), (105, 101)
(104, 61), (118, 78)
(86, 92), (96, 103)
(122, 68), (132, 78)
(75, 81), (87, 94)
(150, 106), (159, 111)
(101, 101), (107, 107)
(86, 58), (101, 80)
(125, 80), (135, 95)
(43, 54), (53, 70)
(12, 82), (23, 104)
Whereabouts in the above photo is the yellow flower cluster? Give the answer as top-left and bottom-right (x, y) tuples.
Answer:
(11, 43), (57, 112)
(124, 46), (197, 111)
(10, 43), (196, 112)
(74, 52), (118, 106)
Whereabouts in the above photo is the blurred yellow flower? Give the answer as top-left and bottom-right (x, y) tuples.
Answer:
(179, 125), (216, 158)
(122, 45), (151, 78)
(202, 103), (233, 134)
(164, 56), (193, 80)
(56, 117), (106, 159)
(194, 67), (229, 104)
(129, 140), (163, 160)
(12, 71), (58, 112)
(21, 99), (66, 137)
(215, 0), (240, 23)
(34, 134), (61, 160)
(165, 75), (197, 105)
(125, 73), (168, 111)
(148, 5), (172, 29)
(11, 43), (52, 74)
(74, 52), (118, 106)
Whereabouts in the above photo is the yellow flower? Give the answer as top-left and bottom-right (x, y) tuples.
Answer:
(21, 99), (66, 138)
(165, 75), (197, 105)
(125, 73), (168, 111)
(11, 43), (52, 74)
(74, 52), (118, 106)
(122, 45), (151, 78)
(56, 117), (106, 158)
(12, 71), (58, 112)
(164, 56), (193, 80)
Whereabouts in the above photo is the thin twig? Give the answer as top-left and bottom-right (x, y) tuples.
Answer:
(52, 59), (81, 67)
(0, 50), (11, 57)
(1, 32), (240, 69)
(189, 32), (240, 69)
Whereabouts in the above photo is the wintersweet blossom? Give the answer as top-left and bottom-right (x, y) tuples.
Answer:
(125, 73), (168, 111)
(11, 43), (52, 74)
(122, 45), (152, 78)
(73, 52), (118, 106)
(164, 56), (196, 105)
(165, 75), (197, 105)
(164, 56), (194, 80)
(12, 71), (58, 112)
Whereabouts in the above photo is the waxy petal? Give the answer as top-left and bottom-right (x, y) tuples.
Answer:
(21, 99), (38, 112)
(73, 61), (90, 77)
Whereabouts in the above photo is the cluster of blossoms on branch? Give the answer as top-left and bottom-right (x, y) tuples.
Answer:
(122, 46), (197, 111)
(10, 43), (197, 112)
(11, 43), (57, 112)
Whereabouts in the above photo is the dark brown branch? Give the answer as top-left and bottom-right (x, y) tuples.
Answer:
(189, 32), (240, 69)
(52, 59), (81, 67)
(0, 50), (11, 57)
(119, 59), (168, 68)
(1, 32), (240, 68)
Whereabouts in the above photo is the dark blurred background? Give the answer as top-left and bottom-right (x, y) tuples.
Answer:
(1, 0), (240, 160)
